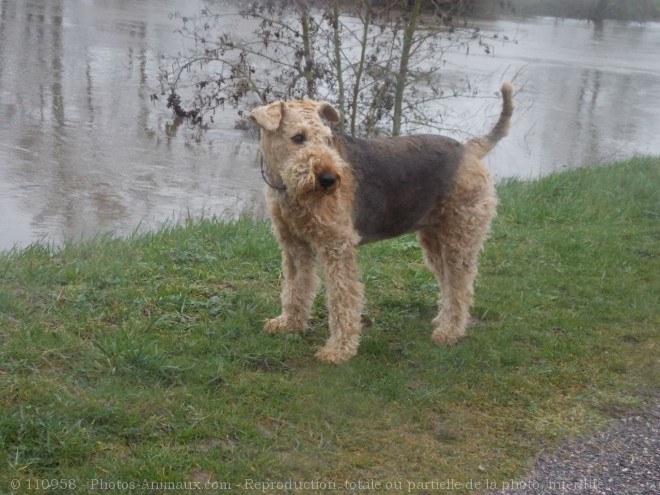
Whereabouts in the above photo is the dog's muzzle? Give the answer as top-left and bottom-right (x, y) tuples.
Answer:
(317, 172), (338, 191)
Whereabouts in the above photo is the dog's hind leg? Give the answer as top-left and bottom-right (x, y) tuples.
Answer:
(417, 226), (449, 326)
(419, 172), (497, 344)
(420, 227), (478, 344)
(419, 223), (480, 344)
(264, 204), (319, 334)
(314, 243), (364, 364)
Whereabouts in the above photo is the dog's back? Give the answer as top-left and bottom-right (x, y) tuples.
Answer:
(335, 82), (513, 244)
(336, 132), (464, 243)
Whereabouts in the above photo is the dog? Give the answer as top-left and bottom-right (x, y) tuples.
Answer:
(250, 82), (513, 363)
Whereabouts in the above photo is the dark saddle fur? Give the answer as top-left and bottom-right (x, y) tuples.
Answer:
(335, 132), (464, 244)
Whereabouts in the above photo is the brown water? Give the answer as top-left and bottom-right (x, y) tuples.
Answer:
(1, 1), (659, 251)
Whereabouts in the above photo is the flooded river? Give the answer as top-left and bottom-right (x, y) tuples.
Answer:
(1, 0), (659, 251)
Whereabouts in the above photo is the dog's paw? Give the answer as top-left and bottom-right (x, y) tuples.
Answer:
(263, 315), (301, 334)
(431, 329), (464, 345)
(314, 346), (353, 364)
(314, 337), (359, 364)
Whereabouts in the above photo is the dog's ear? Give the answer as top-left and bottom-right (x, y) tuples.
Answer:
(250, 101), (283, 131)
(317, 102), (340, 124)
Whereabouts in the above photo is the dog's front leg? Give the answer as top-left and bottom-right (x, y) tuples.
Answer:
(265, 206), (319, 334)
(315, 243), (364, 364)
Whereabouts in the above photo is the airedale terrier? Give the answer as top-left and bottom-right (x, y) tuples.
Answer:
(250, 82), (513, 363)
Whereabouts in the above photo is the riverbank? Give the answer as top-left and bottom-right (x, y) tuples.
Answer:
(505, 0), (660, 21)
(1, 157), (658, 492)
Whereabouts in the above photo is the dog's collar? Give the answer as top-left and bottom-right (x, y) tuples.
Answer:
(260, 155), (287, 191)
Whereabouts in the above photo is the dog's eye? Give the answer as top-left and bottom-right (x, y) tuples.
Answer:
(291, 133), (306, 144)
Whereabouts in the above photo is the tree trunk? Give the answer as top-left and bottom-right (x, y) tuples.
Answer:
(350, 0), (373, 136)
(331, 0), (345, 130)
(392, 0), (421, 136)
(301, 9), (316, 99)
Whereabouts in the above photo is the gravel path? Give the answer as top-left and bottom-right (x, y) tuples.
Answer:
(488, 398), (659, 495)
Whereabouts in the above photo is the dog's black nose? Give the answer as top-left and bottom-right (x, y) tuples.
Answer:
(318, 172), (337, 190)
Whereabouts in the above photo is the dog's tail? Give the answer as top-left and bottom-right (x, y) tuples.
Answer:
(466, 82), (514, 159)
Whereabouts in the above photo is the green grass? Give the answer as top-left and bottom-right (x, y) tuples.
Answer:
(1, 157), (658, 494)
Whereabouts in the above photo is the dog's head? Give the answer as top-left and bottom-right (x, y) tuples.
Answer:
(250, 100), (341, 193)
(280, 145), (345, 197)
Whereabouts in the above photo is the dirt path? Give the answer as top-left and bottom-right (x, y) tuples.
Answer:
(488, 397), (659, 494)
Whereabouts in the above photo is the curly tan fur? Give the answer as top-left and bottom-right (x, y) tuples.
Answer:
(251, 83), (513, 363)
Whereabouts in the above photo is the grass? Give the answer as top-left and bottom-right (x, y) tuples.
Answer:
(0, 156), (658, 494)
